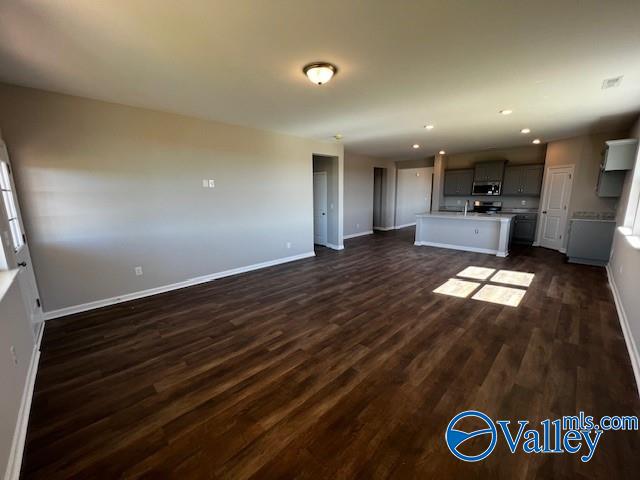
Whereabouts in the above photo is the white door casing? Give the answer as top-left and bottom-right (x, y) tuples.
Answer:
(0, 140), (42, 333)
(313, 172), (328, 246)
(538, 165), (574, 251)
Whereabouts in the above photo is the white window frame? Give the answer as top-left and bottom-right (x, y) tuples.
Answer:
(0, 159), (25, 252)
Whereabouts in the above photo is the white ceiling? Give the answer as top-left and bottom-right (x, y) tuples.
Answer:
(1, 0), (639, 159)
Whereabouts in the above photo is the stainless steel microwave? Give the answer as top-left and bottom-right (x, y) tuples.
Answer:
(472, 181), (501, 196)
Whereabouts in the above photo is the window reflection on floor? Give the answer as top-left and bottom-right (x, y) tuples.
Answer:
(456, 266), (496, 281)
(489, 270), (535, 287)
(434, 266), (534, 307)
(432, 278), (481, 298)
(472, 284), (526, 307)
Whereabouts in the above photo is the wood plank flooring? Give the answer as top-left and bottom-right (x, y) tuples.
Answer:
(22, 228), (640, 479)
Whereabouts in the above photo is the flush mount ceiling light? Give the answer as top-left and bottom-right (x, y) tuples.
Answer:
(412, 144), (420, 149)
(424, 124), (435, 130)
(499, 109), (513, 115)
(520, 128), (531, 134)
(303, 62), (338, 85)
(439, 150), (446, 155)
(532, 138), (541, 144)
(334, 134), (343, 140)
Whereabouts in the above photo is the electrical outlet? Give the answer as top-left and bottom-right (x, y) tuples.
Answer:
(10, 346), (17, 365)
(356, 223), (360, 228)
(286, 242), (291, 249)
(209, 179), (215, 188)
(202, 179), (209, 188)
(135, 266), (143, 276)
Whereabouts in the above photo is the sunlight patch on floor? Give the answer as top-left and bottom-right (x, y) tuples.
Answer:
(433, 278), (481, 298)
(456, 266), (496, 281)
(490, 270), (535, 287)
(472, 284), (526, 307)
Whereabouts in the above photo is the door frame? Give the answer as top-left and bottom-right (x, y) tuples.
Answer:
(313, 171), (328, 246)
(0, 139), (43, 332)
(535, 164), (574, 252)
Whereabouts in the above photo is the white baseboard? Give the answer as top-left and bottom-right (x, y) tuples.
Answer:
(414, 240), (499, 256)
(606, 265), (640, 397)
(343, 230), (373, 239)
(326, 243), (345, 251)
(43, 251), (316, 320)
(373, 226), (393, 231)
(4, 324), (43, 480)
(394, 222), (417, 229)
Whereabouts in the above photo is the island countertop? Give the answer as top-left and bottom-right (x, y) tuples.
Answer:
(415, 212), (515, 223)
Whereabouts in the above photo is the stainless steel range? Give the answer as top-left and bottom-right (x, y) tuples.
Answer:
(473, 200), (502, 214)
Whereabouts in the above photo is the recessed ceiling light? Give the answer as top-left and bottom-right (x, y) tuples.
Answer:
(424, 124), (435, 130)
(499, 109), (513, 115)
(520, 128), (531, 134)
(412, 144), (420, 149)
(303, 62), (338, 85)
(532, 138), (541, 144)
(439, 150), (446, 155)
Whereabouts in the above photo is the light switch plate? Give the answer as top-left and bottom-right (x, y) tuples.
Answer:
(202, 179), (209, 188)
(209, 179), (215, 188)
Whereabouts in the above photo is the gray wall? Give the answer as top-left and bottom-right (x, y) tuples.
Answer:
(395, 157), (435, 169)
(343, 152), (396, 235)
(609, 116), (640, 391)
(395, 167), (432, 227)
(0, 83), (343, 312)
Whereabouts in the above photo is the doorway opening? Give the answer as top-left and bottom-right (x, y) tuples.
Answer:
(373, 167), (387, 230)
(312, 155), (340, 250)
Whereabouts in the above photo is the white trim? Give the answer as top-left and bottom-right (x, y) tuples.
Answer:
(606, 265), (640, 397)
(4, 324), (43, 480)
(414, 240), (503, 257)
(343, 230), (373, 239)
(325, 243), (345, 251)
(394, 222), (416, 229)
(43, 252), (315, 320)
(373, 226), (393, 231)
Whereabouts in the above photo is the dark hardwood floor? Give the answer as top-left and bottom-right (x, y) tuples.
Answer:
(22, 228), (640, 479)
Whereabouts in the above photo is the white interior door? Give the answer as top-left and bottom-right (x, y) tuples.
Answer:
(313, 172), (328, 245)
(539, 165), (574, 251)
(0, 141), (42, 335)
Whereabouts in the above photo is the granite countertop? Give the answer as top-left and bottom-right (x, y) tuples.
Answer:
(417, 212), (515, 222)
(572, 211), (616, 221)
(439, 208), (538, 214)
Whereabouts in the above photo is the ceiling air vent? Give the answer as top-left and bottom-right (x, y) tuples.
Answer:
(602, 76), (623, 89)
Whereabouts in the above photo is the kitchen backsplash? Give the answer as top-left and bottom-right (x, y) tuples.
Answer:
(442, 195), (540, 210)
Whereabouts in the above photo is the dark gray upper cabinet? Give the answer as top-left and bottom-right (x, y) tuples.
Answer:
(443, 169), (474, 196)
(502, 166), (522, 195)
(502, 164), (543, 196)
(473, 160), (505, 183)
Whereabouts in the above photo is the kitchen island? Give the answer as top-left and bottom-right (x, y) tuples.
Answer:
(414, 212), (515, 257)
